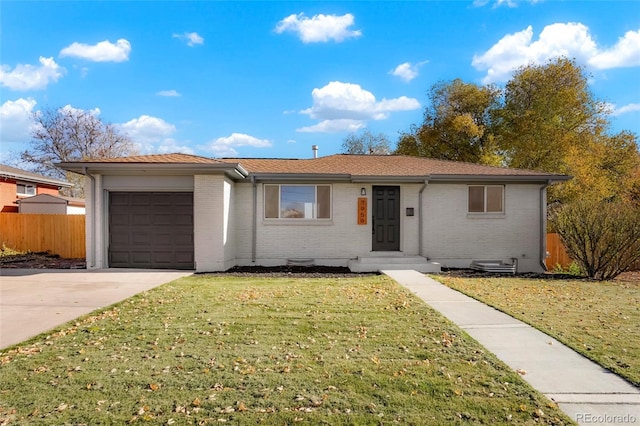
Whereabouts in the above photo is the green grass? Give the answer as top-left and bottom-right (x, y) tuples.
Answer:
(434, 275), (640, 387)
(0, 275), (572, 425)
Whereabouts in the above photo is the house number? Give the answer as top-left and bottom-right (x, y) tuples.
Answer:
(357, 197), (367, 225)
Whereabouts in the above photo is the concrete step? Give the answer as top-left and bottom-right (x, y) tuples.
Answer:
(357, 255), (429, 264)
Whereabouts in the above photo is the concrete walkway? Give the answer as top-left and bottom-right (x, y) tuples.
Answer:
(0, 269), (192, 349)
(383, 270), (640, 426)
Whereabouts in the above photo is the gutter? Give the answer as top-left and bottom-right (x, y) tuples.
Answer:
(251, 175), (257, 263)
(83, 167), (96, 268)
(418, 178), (430, 257)
(539, 180), (552, 271)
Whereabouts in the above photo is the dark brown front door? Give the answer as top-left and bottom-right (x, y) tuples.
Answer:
(372, 186), (400, 251)
(109, 192), (194, 269)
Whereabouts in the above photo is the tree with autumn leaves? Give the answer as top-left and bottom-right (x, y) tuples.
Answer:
(396, 57), (639, 205)
(397, 57), (640, 278)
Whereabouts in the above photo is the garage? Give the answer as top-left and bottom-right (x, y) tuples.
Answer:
(108, 192), (194, 269)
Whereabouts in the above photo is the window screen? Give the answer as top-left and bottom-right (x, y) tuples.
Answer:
(468, 185), (504, 213)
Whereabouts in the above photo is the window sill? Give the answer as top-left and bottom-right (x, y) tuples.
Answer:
(262, 219), (334, 226)
(466, 213), (505, 219)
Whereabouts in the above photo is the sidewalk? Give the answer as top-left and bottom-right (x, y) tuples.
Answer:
(383, 270), (640, 426)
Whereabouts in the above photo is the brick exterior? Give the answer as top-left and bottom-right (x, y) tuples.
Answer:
(193, 175), (237, 271)
(235, 183), (421, 267)
(0, 178), (61, 213)
(422, 183), (543, 272)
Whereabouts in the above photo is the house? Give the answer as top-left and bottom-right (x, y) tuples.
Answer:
(0, 164), (74, 213)
(58, 153), (570, 273)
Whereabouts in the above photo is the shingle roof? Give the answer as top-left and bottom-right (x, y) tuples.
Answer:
(217, 154), (559, 177)
(58, 153), (569, 181)
(0, 164), (72, 187)
(75, 153), (227, 164)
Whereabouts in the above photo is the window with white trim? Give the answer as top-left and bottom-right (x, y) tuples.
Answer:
(264, 184), (331, 219)
(468, 185), (504, 213)
(16, 182), (36, 196)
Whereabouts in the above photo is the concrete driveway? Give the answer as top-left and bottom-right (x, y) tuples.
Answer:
(0, 269), (193, 349)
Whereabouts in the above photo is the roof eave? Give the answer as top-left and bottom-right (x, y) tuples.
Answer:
(0, 172), (72, 188)
(428, 174), (572, 183)
(249, 173), (352, 182)
(56, 162), (249, 179)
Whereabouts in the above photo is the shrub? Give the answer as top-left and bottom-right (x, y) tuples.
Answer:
(552, 261), (583, 276)
(552, 198), (640, 280)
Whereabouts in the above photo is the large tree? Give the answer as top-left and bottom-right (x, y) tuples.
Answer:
(395, 79), (502, 165)
(341, 130), (391, 155)
(494, 57), (607, 172)
(397, 58), (639, 204)
(494, 58), (639, 203)
(21, 106), (137, 196)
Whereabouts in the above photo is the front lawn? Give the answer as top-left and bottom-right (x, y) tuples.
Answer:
(0, 275), (571, 424)
(435, 275), (640, 387)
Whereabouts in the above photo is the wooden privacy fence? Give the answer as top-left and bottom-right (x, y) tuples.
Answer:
(545, 233), (572, 270)
(0, 213), (85, 259)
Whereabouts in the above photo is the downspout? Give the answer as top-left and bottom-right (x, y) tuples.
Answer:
(251, 175), (257, 263)
(539, 180), (552, 271)
(83, 167), (96, 268)
(418, 179), (430, 257)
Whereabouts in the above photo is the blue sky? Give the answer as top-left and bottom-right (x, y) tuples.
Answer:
(1, 1), (639, 163)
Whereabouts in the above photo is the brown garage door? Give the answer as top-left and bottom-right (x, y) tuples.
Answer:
(109, 192), (194, 269)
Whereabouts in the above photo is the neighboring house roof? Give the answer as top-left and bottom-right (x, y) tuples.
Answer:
(16, 194), (68, 205)
(0, 164), (72, 188)
(58, 153), (571, 183)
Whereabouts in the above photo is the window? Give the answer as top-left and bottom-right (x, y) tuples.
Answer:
(16, 182), (36, 196)
(468, 185), (504, 213)
(265, 185), (331, 219)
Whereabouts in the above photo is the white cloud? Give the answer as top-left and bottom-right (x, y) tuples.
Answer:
(118, 115), (194, 154)
(0, 98), (37, 144)
(135, 138), (195, 155)
(298, 81), (420, 132)
(0, 57), (64, 91)
(60, 39), (131, 62)
(473, 0), (540, 7)
(206, 133), (272, 157)
(60, 104), (101, 117)
(275, 13), (361, 43)
(157, 90), (181, 97)
(173, 32), (204, 46)
(590, 29), (640, 69)
(297, 119), (365, 133)
(473, 23), (640, 83)
(118, 115), (176, 144)
(389, 61), (427, 82)
(610, 103), (640, 116)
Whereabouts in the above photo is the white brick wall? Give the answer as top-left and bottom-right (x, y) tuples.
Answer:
(234, 183), (372, 266)
(222, 178), (236, 269)
(194, 174), (230, 272)
(422, 183), (544, 272)
(233, 183), (426, 266)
